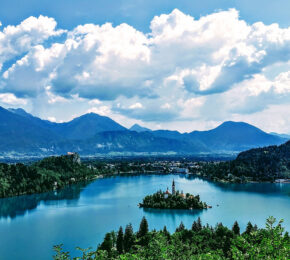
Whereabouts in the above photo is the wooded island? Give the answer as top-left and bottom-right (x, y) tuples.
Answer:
(139, 180), (208, 210)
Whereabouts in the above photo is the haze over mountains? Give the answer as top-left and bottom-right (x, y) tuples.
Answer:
(0, 106), (287, 157)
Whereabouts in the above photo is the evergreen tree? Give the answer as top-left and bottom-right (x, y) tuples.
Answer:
(124, 223), (134, 252)
(253, 224), (258, 231)
(192, 217), (202, 232)
(163, 226), (168, 234)
(232, 221), (240, 235)
(197, 217), (202, 231)
(176, 221), (185, 232)
(110, 231), (116, 247)
(116, 226), (124, 254)
(245, 221), (253, 235)
(99, 233), (113, 254)
(138, 216), (149, 238)
(192, 221), (197, 232)
(163, 226), (170, 239)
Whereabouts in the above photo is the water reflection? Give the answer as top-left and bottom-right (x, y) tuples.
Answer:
(143, 208), (203, 217)
(213, 182), (290, 196)
(185, 175), (290, 196)
(0, 182), (89, 219)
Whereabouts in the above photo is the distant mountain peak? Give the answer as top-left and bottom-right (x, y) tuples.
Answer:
(0, 106), (286, 156)
(129, 124), (151, 132)
(8, 108), (33, 118)
(219, 121), (255, 127)
(215, 121), (263, 132)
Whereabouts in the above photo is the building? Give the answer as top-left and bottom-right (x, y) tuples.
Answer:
(170, 167), (189, 174)
(172, 179), (176, 195)
(164, 187), (171, 198)
(179, 190), (185, 198)
(67, 152), (81, 164)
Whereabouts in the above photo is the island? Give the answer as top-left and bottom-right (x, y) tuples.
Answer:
(139, 180), (209, 209)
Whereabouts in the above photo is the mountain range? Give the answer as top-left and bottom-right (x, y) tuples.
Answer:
(0, 106), (287, 157)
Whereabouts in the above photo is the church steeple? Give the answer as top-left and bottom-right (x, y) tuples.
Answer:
(172, 179), (176, 195)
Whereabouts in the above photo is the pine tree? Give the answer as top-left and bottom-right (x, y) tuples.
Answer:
(99, 232), (113, 254)
(124, 223), (134, 252)
(253, 224), (258, 232)
(138, 216), (149, 238)
(176, 221), (185, 232)
(192, 217), (202, 232)
(163, 226), (168, 234)
(163, 226), (170, 239)
(197, 217), (202, 231)
(116, 226), (124, 254)
(192, 221), (198, 232)
(232, 221), (240, 235)
(245, 222), (253, 235)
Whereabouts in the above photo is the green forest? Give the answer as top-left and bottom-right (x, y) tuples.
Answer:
(0, 153), (96, 198)
(53, 216), (290, 259)
(140, 190), (207, 209)
(196, 141), (290, 183)
(1, 140), (289, 198)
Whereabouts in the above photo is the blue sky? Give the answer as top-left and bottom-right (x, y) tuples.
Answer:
(1, 0), (290, 30)
(0, 0), (290, 133)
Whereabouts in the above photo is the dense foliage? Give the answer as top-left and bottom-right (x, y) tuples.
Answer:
(0, 153), (96, 198)
(196, 141), (290, 182)
(140, 190), (207, 209)
(53, 216), (290, 259)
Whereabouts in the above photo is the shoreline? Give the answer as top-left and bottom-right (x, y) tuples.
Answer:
(1, 171), (289, 200)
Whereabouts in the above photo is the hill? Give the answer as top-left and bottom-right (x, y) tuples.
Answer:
(150, 121), (285, 154)
(0, 153), (95, 198)
(0, 107), (61, 153)
(198, 140), (290, 182)
(0, 106), (286, 157)
(129, 124), (151, 132)
(52, 113), (126, 140)
(188, 121), (284, 152)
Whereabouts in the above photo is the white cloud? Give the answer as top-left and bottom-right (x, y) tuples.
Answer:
(129, 102), (143, 109)
(47, 116), (57, 122)
(88, 99), (102, 105)
(0, 15), (65, 71)
(87, 106), (111, 116)
(0, 9), (290, 132)
(0, 93), (27, 105)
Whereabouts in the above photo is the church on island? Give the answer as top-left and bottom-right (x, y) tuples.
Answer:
(164, 180), (185, 198)
(139, 179), (209, 210)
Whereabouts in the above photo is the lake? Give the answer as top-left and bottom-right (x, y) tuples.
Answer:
(0, 174), (289, 260)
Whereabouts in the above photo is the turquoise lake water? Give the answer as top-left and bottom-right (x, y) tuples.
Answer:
(0, 174), (289, 260)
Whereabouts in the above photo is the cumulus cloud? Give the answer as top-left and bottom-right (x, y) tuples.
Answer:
(87, 105), (111, 116)
(0, 15), (65, 71)
(0, 9), (290, 131)
(228, 72), (290, 114)
(0, 93), (27, 105)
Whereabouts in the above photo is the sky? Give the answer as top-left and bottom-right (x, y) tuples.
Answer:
(0, 0), (290, 133)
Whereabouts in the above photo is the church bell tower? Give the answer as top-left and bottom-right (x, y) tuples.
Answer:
(172, 179), (176, 195)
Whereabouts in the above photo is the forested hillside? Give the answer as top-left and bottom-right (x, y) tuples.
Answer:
(53, 216), (290, 259)
(198, 141), (290, 182)
(0, 153), (95, 198)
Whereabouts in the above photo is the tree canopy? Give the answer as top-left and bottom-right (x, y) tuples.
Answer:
(53, 216), (290, 259)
